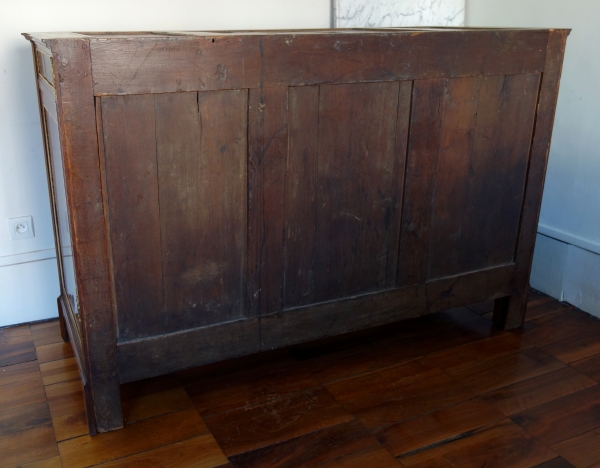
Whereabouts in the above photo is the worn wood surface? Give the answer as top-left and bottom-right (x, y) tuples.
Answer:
(24, 28), (569, 435)
(89, 30), (549, 95)
(43, 37), (122, 433)
(493, 29), (569, 330)
(6, 291), (600, 467)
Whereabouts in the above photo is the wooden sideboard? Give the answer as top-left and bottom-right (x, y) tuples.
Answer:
(23, 27), (569, 434)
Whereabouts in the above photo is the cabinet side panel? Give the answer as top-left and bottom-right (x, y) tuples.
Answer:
(100, 95), (164, 340)
(155, 90), (248, 332)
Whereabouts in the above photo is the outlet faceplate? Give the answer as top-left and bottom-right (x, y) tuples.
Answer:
(8, 216), (35, 240)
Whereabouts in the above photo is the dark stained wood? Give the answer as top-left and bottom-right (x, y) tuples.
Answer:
(155, 90), (248, 332)
(525, 297), (571, 321)
(89, 30), (549, 95)
(399, 419), (556, 468)
(24, 28), (569, 434)
(117, 318), (260, 383)
(419, 333), (522, 372)
(398, 78), (445, 285)
(248, 86), (288, 317)
(184, 356), (319, 417)
(205, 388), (353, 457)
(458, 73), (540, 272)
(513, 309), (600, 363)
(43, 36), (122, 433)
(228, 420), (379, 468)
(312, 81), (402, 301)
(532, 459), (577, 468)
(0, 402), (51, 437)
(375, 398), (504, 457)
(511, 385), (600, 446)
(480, 366), (597, 415)
(284, 85), (319, 308)
(552, 427), (600, 468)
(329, 370), (475, 430)
(427, 76), (481, 279)
(448, 347), (565, 394)
(261, 264), (512, 350)
(571, 353), (600, 382)
(100, 94), (163, 340)
(494, 29), (569, 330)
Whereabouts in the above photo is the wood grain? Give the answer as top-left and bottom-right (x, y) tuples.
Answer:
(93, 434), (227, 468)
(205, 388), (353, 457)
(480, 366), (597, 415)
(0, 378), (46, 412)
(313, 81), (402, 301)
(399, 419), (556, 468)
(0, 325), (36, 367)
(375, 398), (504, 457)
(40, 357), (80, 385)
(511, 385), (600, 446)
(45, 379), (89, 442)
(0, 360), (40, 387)
(228, 420), (379, 468)
(398, 78), (445, 285)
(90, 30), (549, 95)
(0, 401), (51, 437)
(101, 94), (163, 340)
(155, 90), (248, 331)
(58, 408), (208, 468)
(0, 423), (58, 468)
(248, 86), (288, 317)
(552, 427), (600, 468)
(36, 342), (74, 364)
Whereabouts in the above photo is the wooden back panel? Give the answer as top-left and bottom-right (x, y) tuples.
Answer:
(24, 29), (569, 392)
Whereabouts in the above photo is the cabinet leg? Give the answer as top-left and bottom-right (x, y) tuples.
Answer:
(492, 285), (529, 330)
(57, 296), (70, 343)
(83, 374), (123, 435)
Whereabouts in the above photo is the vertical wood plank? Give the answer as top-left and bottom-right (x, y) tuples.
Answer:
(494, 30), (570, 329)
(47, 37), (122, 432)
(284, 86), (319, 307)
(101, 95), (164, 340)
(459, 73), (540, 273)
(398, 79), (445, 286)
(427, 76), (481, 279)
(314, 82), (400, 301)
(248, 87), (288, 316)
(386, 81), (413, 287)
(155, 90), (248, 331)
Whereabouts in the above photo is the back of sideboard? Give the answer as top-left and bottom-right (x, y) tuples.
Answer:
(24, 28), (569, 433)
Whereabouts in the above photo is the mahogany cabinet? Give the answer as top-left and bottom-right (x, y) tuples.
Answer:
(23, 27), (569, 434)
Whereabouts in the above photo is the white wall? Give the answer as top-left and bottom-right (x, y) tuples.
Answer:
(0, 0), (331, 328)
(467, 0), (600, 317)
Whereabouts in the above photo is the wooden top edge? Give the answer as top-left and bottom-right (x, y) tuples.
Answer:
(23, 27), (571, 41)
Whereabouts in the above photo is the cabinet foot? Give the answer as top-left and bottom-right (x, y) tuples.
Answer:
(492, 286), (529, 330)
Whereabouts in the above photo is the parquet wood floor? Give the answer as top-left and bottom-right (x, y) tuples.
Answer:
(2, 290), (600, 467)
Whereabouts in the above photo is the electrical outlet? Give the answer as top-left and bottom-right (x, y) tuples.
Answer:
(8, 216), (35, 240)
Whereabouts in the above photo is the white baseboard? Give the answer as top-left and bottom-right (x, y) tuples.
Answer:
(531, 233), (600, 319)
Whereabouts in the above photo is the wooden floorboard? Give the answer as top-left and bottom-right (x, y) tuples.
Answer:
(2, 290), (600, 467)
